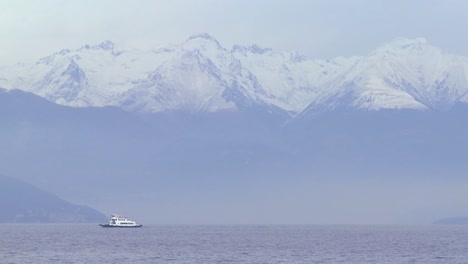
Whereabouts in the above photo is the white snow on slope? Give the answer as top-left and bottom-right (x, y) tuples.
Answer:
(299, 38), (468, 115)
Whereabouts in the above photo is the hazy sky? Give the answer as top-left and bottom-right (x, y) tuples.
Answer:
(1, 0), (467, 67)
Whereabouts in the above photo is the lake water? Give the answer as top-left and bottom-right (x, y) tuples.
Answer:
(1, 224), (467, 263)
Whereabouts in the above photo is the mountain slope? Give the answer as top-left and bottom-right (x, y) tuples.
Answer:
(0, 174), (106, 223)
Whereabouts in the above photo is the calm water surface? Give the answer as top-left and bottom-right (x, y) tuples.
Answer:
(1, 224), (468, 263)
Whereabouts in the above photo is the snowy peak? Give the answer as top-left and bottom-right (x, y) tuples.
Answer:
(34, 59), (92, 107)
(80, 40), (116, 51)
(354, 38), (468, 110)
(232, 44), (273, 55)
(78, 40), (124, 57)
(118, 34), (255, 113)
(367, 38), (447, 67)
(188, 33), (220, 43)
(97, 40), (115, 50)
(373, 37), (430, 54)
(120, 48), (237, 113)
(297, 38), (468, 115)
(185, 33), (224, 51)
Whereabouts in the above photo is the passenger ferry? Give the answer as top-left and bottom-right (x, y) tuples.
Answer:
(99, 214), (143, 228)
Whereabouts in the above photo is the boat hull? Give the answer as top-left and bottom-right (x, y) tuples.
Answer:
(99, 224), (143, 228)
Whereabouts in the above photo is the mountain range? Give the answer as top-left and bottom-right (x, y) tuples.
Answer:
(1, 34), (468, 116)
(2, 35), (468, 224)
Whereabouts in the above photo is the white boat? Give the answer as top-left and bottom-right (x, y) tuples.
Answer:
(99, 214), (143, 228)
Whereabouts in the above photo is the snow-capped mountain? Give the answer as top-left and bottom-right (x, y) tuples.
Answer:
(1, 34), (468, 115)
(303, 38), (468, 113)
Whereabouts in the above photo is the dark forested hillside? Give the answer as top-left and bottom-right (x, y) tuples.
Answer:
(0, 175), (106, 223)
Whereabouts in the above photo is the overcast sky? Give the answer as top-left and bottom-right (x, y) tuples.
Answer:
(1, 0), (467, 67)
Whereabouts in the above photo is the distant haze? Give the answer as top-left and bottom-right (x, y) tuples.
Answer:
(1, 0), (468, 67)
(2, 90), (468, 224)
